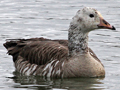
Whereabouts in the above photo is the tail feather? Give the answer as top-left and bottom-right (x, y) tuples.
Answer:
(3, 39), (23, 62)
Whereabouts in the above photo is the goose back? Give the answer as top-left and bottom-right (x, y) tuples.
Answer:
(4, 37), (103, 66)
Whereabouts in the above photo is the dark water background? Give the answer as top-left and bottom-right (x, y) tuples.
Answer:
(0, 0), (120, 90)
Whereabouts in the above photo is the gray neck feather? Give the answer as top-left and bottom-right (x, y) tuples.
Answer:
(68, 24), (89, 56)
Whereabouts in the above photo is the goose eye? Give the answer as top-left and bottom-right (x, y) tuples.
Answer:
(89, 14), (94, 18)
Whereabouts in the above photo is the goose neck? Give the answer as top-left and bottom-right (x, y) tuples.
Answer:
(68, 27), (89, 56)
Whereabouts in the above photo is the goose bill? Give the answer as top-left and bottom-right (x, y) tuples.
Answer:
(97, 17), (116, 30)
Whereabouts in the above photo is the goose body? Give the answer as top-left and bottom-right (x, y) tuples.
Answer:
(4, 7), (115, 78)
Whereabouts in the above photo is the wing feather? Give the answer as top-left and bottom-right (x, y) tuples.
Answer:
(4, 38), (68, 65)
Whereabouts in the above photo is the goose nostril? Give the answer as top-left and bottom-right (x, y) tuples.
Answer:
(103, 20), (108, 25)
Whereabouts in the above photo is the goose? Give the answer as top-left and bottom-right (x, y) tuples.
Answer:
(3, 7), (115, 78)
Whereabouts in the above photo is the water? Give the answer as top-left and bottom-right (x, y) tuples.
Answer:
(0, 0), (120, 90)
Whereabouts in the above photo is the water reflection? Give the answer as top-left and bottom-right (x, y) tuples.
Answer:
(9, 71), (105, 90)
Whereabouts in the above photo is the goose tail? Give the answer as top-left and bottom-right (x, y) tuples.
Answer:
(3, 39), (22, 62)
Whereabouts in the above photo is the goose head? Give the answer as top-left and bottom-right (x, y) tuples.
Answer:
(70, 7), (116, 33)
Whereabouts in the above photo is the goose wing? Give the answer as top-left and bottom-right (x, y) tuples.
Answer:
(3, 38), (68, 65)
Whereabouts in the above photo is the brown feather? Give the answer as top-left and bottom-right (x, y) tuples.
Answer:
(3, 37), (102, 66)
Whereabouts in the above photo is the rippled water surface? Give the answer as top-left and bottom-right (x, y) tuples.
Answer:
(0, 0), (120, 90)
